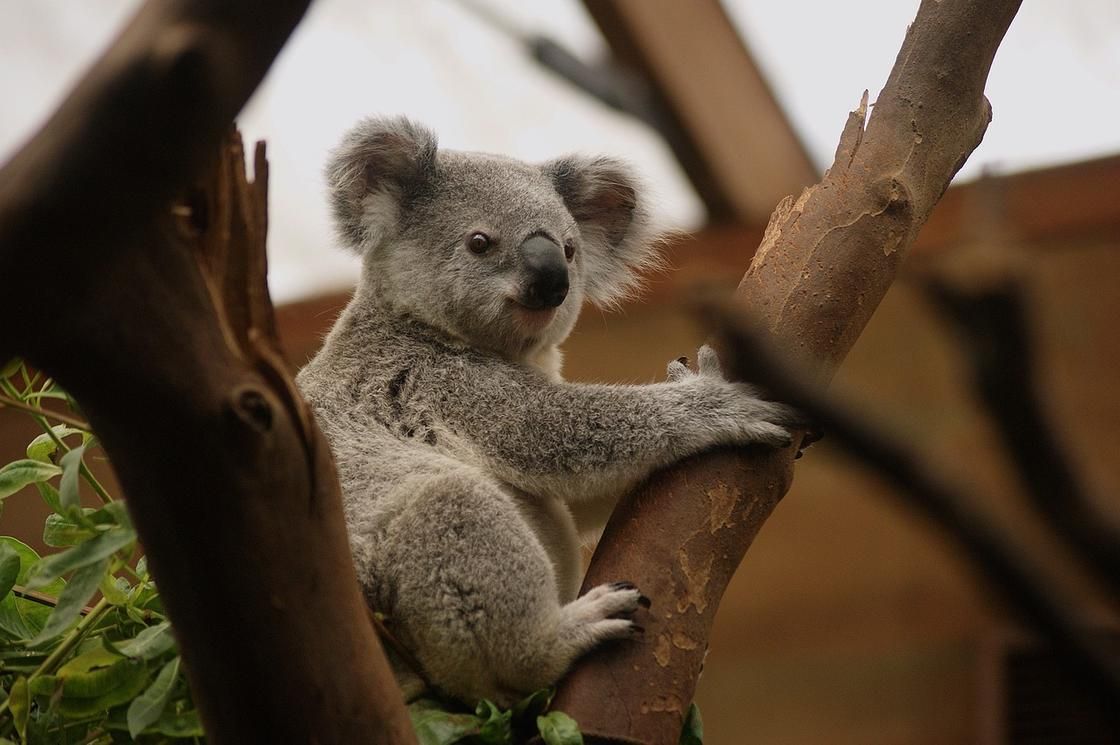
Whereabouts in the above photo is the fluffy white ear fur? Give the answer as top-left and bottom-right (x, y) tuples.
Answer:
(541, 156), (661, 307)
(324, 116), (437, 254)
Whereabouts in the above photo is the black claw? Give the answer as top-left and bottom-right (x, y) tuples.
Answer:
(803, 426), (825, 446)
(630, 624), (645, 635)
(610, 581), (637, 591)
(638, 594), (652, 609)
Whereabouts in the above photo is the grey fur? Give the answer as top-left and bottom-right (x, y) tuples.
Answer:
(298, 116), (796, 705)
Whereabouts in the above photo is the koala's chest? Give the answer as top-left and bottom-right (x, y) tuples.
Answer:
(358, 364), (469, 457)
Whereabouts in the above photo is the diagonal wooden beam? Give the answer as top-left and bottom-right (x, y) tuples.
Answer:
(584, 0), (818, 226)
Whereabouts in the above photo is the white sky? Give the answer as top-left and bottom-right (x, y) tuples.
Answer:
(1, 1), (1117, 303)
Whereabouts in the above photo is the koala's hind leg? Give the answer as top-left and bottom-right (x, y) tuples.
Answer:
(378, 465), (642, 705)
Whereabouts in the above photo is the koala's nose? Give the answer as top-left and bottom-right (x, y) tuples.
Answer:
(520, 235), (569, 309)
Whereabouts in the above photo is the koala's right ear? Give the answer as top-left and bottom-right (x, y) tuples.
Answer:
(325, 116), (438, 254)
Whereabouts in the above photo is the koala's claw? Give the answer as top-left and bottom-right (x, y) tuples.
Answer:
(601, 581), (651, 613)
(573, 581), (645, 621)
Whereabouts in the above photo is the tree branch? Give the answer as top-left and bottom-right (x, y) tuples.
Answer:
(925, 279), (1120, 598)
(0, 2), (415, 743)
(552, 2), (1023, 742)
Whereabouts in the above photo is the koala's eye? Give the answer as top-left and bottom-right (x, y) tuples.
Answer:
(467, 232), (492, 254)
(564, 240), (576, 262)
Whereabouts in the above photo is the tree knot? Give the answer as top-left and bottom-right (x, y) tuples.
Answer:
(230, 384), (274, 433)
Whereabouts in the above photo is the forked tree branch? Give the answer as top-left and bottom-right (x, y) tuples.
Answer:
(0, 2), (415, 743)
(552, 2), (1024, 742)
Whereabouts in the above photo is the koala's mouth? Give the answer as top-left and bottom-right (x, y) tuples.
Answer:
(507, 299), (559, 329)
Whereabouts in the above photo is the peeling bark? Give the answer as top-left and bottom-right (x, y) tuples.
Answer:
(551, 2), (1023, 743)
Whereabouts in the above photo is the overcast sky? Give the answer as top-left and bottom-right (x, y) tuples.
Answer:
(2, 0), (1117, 302)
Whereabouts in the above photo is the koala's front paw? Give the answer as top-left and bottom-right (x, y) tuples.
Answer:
(668, 345), (800, 449)
(563, 581), (648, 642)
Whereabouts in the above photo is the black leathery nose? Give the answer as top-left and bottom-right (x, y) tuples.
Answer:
(520, 235), (569, 309)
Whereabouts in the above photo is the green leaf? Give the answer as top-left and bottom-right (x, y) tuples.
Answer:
(127, 655), (180, 738)
(100, 574), (131, 605)
(56, 658), (148, 718)
(7, 675), (30, 740)
(107, 703), (204, 737)
(679, 702), (703, 745)
(475, 699), (512, 744)
(0, 543), (20, 601)
(0, 539), (64, 640)
(58, 443), (86, 512)
(512, 688), (554, 720)
(25, 524), (135, 589)
(43, 512), (95, 547)
(93, 501), (131, 529)
(25, 425), (84, 463)
(57, 645), (129, 696)
(0, 358), (21, 379)
(408, 698), (482, 745)
(0, 645), (47, 665)
(28, 557), (107, 645)
(36, 481), (63, 513)
(153, 707), (205, 737)
(116, 621), (176, 661)
(44, 503), (129, 547)
(0, 459), (62, 500)
(537, 711), (583, 745)
(27, 674), (59, 697)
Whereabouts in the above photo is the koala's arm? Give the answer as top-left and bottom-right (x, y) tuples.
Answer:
(422, 347), (794, 505)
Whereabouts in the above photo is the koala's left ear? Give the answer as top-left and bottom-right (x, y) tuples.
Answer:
(542, 156), (660, 307)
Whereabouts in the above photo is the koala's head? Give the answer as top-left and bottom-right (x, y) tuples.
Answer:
(326, 116), (658, 363)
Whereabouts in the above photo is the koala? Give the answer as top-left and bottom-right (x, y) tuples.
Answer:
(296, 116), (797, 706)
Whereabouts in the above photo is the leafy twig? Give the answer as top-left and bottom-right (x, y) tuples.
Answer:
(0, 598), (112, 718)
(9, 584), (96, 612)
(30, 597), (111, 677)
(0, 391), (91, 431)
(0, 378), (112, 504)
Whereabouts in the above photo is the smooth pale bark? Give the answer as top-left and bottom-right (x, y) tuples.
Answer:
(551, 2), (1024, 743)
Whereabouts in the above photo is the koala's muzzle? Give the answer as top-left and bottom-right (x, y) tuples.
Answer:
(519, 235), (569, 309)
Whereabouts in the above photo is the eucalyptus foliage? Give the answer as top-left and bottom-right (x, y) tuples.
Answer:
(0, 361), (201, 744)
